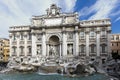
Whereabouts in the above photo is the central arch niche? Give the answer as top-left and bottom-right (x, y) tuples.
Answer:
(48, 35), (60, 56)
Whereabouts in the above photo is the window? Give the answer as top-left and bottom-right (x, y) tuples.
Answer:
(20, 46), (24, 55)
(117, 43), (118, 46)
(13, 34), (16, 40)
(20, 33), (24, 40)
(80, 45), (85, 53)
(80, 32), (85, 39)
(101, 44), (106, 53)
(28, 47), (31, 53)
(90, 31), (95, 39)
(112, 43), (114, 46)
(90, 44), (96, 53)
(13, 47), (16, 53)
(116, 36), (119, 40)
(101, 31), (106, 38)
(111, 36), (114, 40)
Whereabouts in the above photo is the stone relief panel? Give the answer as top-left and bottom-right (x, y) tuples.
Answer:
(65, 17), (76, 24)
(44, 18), (62, 26)
(37, 34), (42, 41)
(67, 32), (73, 40)
(32, 19), (42, 26)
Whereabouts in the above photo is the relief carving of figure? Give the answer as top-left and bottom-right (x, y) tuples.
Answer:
(68, 33), (73, 39)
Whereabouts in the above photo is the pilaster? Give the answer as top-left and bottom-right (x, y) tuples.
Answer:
(85, 31), (89, 56)
(62, 27), (67, 56)
(74, 26), (79, 56)
(96, 31), (100, 56)
(32, 33), (37, 56)
(107, 30), (111, 57)
(9, 33), (12, 57)
(42, 28), (46, 56)
(16, 33), (20, 57)
(24, 33), (27, 56)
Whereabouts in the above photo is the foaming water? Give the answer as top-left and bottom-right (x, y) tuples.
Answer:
(38, 72), (59, 75)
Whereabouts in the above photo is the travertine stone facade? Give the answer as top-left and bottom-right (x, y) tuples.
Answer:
(9, 4), (111, 63)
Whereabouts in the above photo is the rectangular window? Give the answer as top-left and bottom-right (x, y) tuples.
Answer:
(20, 33), (24, 40)
(13, 47), (16, 53)
(80, 32), (85, 39)
(116, 36), (119, 40)
(80, 45), (85, 53)
(28, 47), (31, 53)
(117, 43), (118, 46)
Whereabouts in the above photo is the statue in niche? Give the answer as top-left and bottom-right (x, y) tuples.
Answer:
(67, 45), (73, 55)
(49, 45), (57, 56)
(37, 45), (41, 55)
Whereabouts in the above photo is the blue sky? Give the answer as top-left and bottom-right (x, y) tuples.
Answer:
(0, 0), (120, 38)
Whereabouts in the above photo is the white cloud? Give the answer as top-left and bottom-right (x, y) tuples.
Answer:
(0, 0), (76, 38)
(79, 0), (119, 20)
(115, 17), (120, 22)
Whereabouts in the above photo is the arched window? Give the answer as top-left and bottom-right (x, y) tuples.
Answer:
(90, 44), (96, 53)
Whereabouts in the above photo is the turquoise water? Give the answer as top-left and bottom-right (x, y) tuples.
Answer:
(0, 73), (110, 80)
